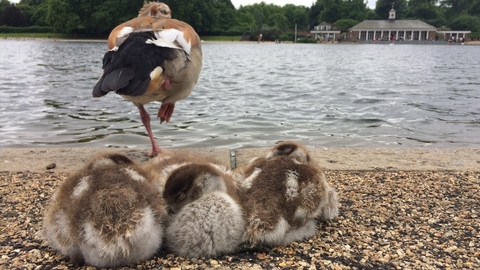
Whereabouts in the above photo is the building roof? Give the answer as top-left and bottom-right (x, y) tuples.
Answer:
(310, 30), (341, 34)
(350, 20), (436, 31)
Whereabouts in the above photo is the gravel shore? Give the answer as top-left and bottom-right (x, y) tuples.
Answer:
(2, 168), (479, 269)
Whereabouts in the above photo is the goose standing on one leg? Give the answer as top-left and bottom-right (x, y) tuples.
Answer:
(93, 2), (202, 157)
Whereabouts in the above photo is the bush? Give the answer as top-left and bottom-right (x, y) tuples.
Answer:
(296, 37), (316, 43)
(449, 14), (480, 32)
(470, 32), (480, 40)
(0, 26), (53, 33)
(279, 33), (294, 42)
(201, 29), (245, 36)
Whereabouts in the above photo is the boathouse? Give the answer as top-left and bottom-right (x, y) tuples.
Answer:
(349, 8), (438, 41)
(349, 7), (471, 42)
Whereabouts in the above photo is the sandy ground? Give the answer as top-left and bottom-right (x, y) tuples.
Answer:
(1, 147), (480, 172)
(1, 147), (479, 269)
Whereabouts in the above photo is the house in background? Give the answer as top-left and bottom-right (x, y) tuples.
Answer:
(349, 7), (470, 42)
(437, 28), (471, 42)
(310, 22), (341, 42)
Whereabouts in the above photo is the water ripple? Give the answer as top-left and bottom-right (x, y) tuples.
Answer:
(0, 40), (479, 149)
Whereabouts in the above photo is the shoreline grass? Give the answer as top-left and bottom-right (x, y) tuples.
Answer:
(0, 33), (242, 41)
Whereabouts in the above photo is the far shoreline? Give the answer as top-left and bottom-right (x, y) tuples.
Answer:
(2, 36), (480, 45)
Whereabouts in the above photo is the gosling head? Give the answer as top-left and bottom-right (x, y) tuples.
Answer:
(266, 141), (311, 164)
(163, 163), (227, 214)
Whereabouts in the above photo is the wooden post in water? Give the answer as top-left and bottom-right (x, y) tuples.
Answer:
(295, 23), (297, 43)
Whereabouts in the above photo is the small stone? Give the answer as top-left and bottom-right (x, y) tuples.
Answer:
(46, 163), (56, 170)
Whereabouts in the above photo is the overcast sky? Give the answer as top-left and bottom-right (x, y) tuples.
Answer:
(8, 0), (377, 9)
(231, 0), (377, 9)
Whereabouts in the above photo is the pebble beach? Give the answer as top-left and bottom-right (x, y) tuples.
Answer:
(1, 147), (479, 269)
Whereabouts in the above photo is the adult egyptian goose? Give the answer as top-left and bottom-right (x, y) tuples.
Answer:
(92, 2), (202, 157)
(40, 153), (168, 267)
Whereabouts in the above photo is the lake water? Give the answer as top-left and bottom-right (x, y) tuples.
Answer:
(0, 40), (479, 150)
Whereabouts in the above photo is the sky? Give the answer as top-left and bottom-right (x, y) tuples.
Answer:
(231, 0), (377, 9)
(7, 0), (378, 9)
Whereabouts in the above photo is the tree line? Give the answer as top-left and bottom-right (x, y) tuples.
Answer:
(1, 0), (479, 38)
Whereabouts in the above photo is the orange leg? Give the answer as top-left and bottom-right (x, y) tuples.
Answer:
(158, 103), (175, 123)
(139, 106), (163, 157)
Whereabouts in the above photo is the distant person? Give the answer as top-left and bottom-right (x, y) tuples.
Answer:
(258, 34), (263, 43)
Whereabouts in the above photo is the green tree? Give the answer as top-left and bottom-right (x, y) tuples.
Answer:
(235, 10), (255, 31)
(31, 1), (49, 26)
(440, 0), (470, 15)
(0, 5), (28, 26)
(340, 0), (368, 21)
(267, 12), (288, 29)
(283, 4), (308, 30)
(46, 0), (79, 33)
(406, 0), (446, 27)
(90, 0), (143, 35)
(333, 18), (360, 31)
(16, 3), (35, 25)
(470, 0), (480, 16)
(374, 0), (407, 19)
(253, 8), (265, 30)
(216, 0), (237, 31)
(0, 0), (13, 14)
(309, 1), (323, 28)
(449, 13), (480, 31)
(165, 0), (235, 33)
(318, 0), (342, 23)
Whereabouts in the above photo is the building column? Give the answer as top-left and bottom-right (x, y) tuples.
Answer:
(373, 31), (376, 40)
(404, 31), (406, 40)
(388, 31), (391, 40)
(426, 31), (429, 40)
(419, 31), (422, 40)
(358, 31), (361, 39)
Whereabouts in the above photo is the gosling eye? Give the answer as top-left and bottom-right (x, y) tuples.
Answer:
(176, 192), (186, 202)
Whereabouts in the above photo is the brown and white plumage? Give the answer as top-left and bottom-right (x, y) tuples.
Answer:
(235, 141), (312, 183)
(238, 142), (339, 246)
(266, 141), (313, 164)
(40, 153), (168, 267)
(162, 162), (240, 213)
(142, 152), (244, 257)
(93, 2), (202, 157)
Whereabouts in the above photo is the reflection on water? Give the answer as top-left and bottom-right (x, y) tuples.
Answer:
(0, 40), (479, 149)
